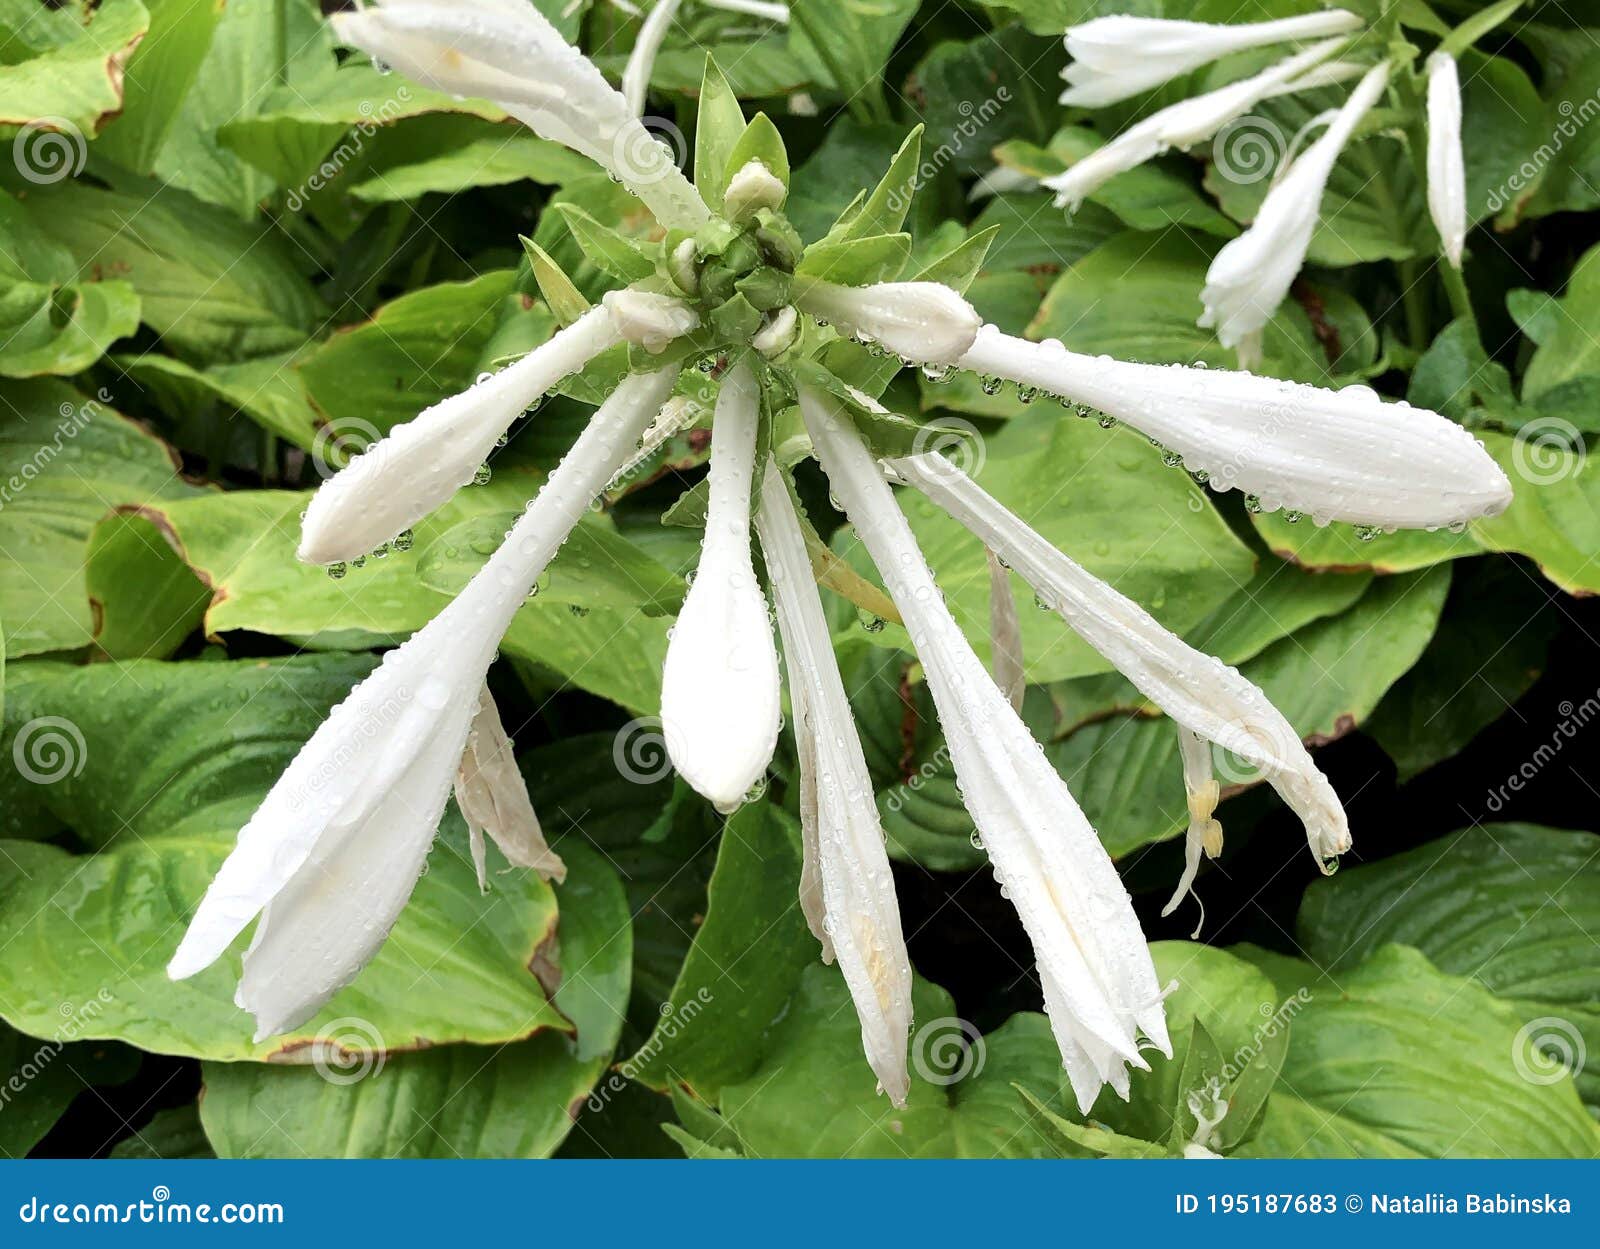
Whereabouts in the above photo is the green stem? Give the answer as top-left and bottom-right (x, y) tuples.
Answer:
(1438, 0), (1524, 57)
(1438, 258), (1476, 328)
(1398, 258), (1430, 351)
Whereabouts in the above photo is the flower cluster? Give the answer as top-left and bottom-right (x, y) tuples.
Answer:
(1045, 7), (1474, 365)
(169, 0), (1511, 1113)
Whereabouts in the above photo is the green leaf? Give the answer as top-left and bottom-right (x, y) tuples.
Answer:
(109, 1104), (215, 1160)
(1298, 823), (1600, 1113)
(907, 28), (1061, 181)
(796, 231), (911, 284)
(342, 116), (593, 205)
(0, 1022), (138, 1159)
(0, 655), (572, 1061)
(787, 0), (917, 109)
(520, 237), (591, 328)
(552, 203), (659, 283)
(721, 114), (790, 196)
(84, 507), (212, 660)
(823, 126), (922, 243)
(1472, 430), (1600, 595)
(0, 0), (148, 137)
(694, 58), (745, 212)
(94, 0), (224, 175)
(0, 279), (140, 378)
(0, 381), (206, 658)
(116, 349), (321, 450)
(1519, 240), (1600, 409)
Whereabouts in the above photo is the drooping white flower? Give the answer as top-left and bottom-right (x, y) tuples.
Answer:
(660, 361), (781, 811)
(331, 0), (709, 230)
(168, 367), (680, 1037)
(602, 289), (702, 352)
(1199, 63), (1391, 355)
(802, 388), (1171, 1112)
(1425, 51), (1467, 268)
(299, 306), (622, 565)
(954, 322), (1511, 528)
(1060, 9), (1362, 107)
(794, 279), (981, 364)
(886, 451), (1349, 926)
(1043, 37), (1352, 211)
(754, 457), (912, 1104)
(456, 684), (567, 892)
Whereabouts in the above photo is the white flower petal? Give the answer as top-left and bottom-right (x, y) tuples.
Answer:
(456, 684), (566, 892)
(723, 158), (787, 222)
(331, 0), (708, 229)
(954, 324), (1511, 527)
(803, 388), (1169, 1112)
(621, 0), (681, 116)
(755, 458), (912, 1104)
(661, 362), (781, 811)
(1061, 9), (1362, 106)
(703, 0), (788, 20)
(169, 367), (679, 1016)
(298, 306), (621, 565)
(986, 548), (1025, 712)
(1199, 64), (1390, 349)
(795, 280), (981, 364)
(602, 290), (701, 353)
(887, 450), (1350, 882)
(1426, 52), (1467, 268)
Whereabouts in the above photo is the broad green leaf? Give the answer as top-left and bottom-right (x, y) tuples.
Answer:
(342, 116), (593, 205)
(1236, 946), (1600, 1158)
(906, 29), (1061, 180)
(787, 122), (918, 243)
(109, 1104), (214, 1160)
(94, 0), (223, 174)
(116, 349), (321, 451)
(822, 126), (922, 243)
(84, 507), (212, 660)
(0, 0), (148, 137)
(0, 279), (139, 378)
(787, 0), (917, 110)
(0, 380), (205, 658)
(796, 231), (911, 284)
(1251, 511), (1483, 575)
(0, 655), (572, 1061)
(1519, 240), (1600, 408)
(1472, 431), (1600, 595)
(1299, 823), (1600, 1111)
(199, 840), (630, 1159)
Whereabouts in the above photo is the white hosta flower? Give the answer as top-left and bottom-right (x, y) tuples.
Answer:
(803, 388), (1170, 1113)
(1199, 63), (1391, 353)
(331, 0), (708, 230)
(456, 684), (567, 892)
(660, 362), (781, 811)
(890, 450), (1346, 919)
(986, 548), (1025, 712)
(754, 459), (912, 1104)
(954, 324), (1511, 528)
(723, 158), (787, 222)
(704, 0), (788, 19)
(621, 0), (681, 116)
(795, 280), (981, 364)
(1426, 52), (1467, 268)
(602, 289), (702, 353)
(299, 306), (622, 565)
(1061, 9), (1362, 107)
(751, 305), (798, 357)
(168, 367), (680, 1037)
(1044, 38), (1350, 211)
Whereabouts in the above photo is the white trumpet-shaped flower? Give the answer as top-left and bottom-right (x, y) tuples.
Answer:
(457, 684), (567, 892)
(621, 0), (682, 116)
(754, 458), (912, 1104)
(886, 451), (1350, 923)
(660, 362), (781, 811)
(803, 388), (1171, 1112)
(1199, 63), (1391, 356)
(299, 306), (623, 565)
(1060, 9), (1362, 107)
(794, 279), (981, 364)
(1043, 38), (1352, 211)
(953, 322), (1511, 528)
(1425, 52), (1467, 268)
(331, 0), (709, 230)
(168, 367), (679, 1036)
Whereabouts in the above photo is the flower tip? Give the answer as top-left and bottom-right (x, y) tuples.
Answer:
(724, 158), (787, 221)
(602, 290), (700, 353)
